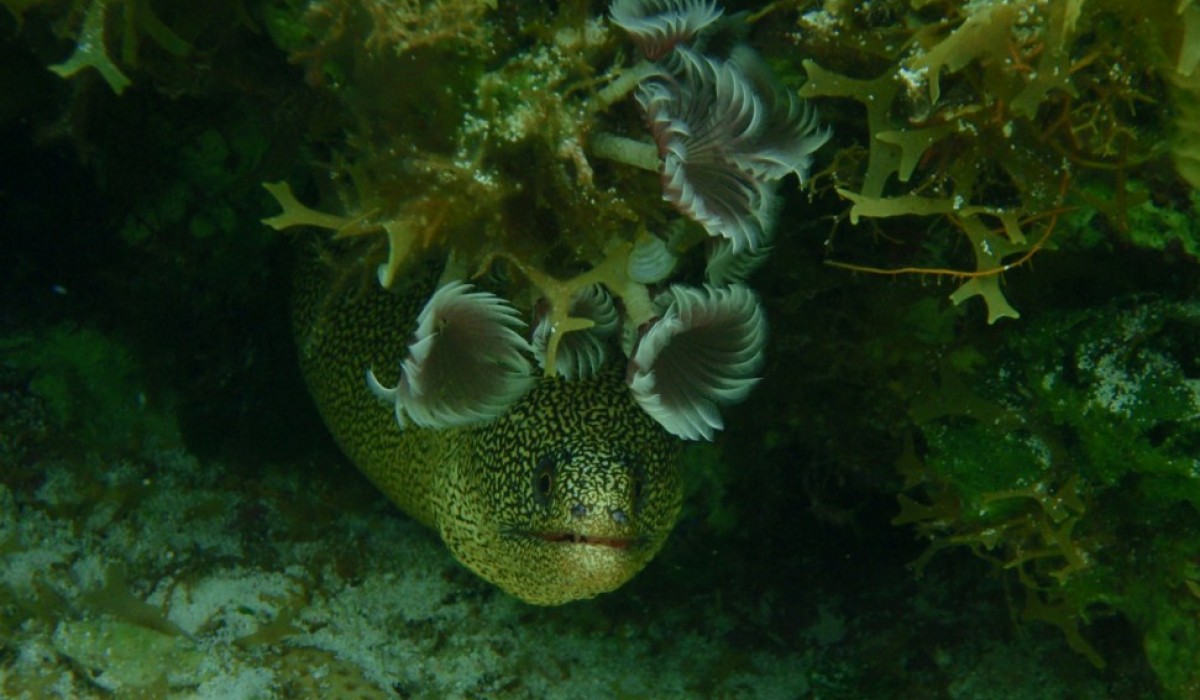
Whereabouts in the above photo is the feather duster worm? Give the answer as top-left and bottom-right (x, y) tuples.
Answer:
(638, 48), (829, 252)
(367, 281), (535, 430)
(531, 284), (620, 380)
(609, 0), (722, 60)
(626, 283), (766, 440)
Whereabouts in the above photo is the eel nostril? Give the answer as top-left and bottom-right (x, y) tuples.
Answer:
(610, 508), (629, 525)
(570, 503), (588, 519)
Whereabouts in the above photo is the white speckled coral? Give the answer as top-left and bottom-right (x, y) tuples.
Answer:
(367, 281), (535, 430)
(627, 283), (766, 440)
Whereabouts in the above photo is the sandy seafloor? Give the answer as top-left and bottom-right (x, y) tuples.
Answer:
(0, 416), (1150, 700)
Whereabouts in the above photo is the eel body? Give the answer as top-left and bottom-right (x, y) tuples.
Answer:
(292, 244), (683, 605)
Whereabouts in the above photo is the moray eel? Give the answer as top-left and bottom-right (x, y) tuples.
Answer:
(292, 243), (684, 605)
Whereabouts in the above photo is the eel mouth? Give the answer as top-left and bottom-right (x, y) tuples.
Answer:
(533, 532), (633, 550)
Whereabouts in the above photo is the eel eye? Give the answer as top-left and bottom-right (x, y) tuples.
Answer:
(533, 455), (556, 507)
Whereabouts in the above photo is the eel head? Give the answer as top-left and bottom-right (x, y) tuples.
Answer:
(437, 363), (683, 605)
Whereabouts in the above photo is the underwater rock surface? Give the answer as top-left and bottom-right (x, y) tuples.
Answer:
(0, 434), (1125, 699)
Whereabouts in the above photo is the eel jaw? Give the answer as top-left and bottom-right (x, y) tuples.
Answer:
(532, 531), (635, 550)
(470, 528), (662, 604)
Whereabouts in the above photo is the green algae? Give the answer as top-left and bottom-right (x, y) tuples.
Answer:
(1125, 190), (1200, 261)
(48, 0), (131, 94)
(117, 113), (269, 247)
(895, 298), (1200, 691)
(52, 619), (207, 692)
(0, 325), (180, 454)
